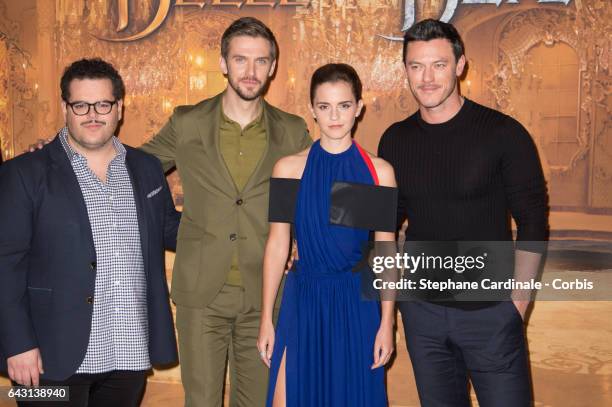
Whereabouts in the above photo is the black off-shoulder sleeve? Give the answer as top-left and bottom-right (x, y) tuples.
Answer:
(268, 177), (301, 223)
(330, 181), (398, 232)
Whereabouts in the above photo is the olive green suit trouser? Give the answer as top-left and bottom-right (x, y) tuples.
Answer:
(176, 284), (270, 407)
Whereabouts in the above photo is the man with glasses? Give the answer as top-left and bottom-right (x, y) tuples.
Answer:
(0, 58), (180, 406)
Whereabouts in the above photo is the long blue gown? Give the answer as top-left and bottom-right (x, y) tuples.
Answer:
(267, 140), (387, 406)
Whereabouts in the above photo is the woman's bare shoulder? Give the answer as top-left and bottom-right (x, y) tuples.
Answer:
(368, 153), (396, 188)
(272, 147), (310, 179)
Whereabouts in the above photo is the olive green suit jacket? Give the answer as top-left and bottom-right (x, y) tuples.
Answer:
(141, 93), (311, 309)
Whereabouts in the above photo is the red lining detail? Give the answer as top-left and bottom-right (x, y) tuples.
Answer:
(355, 142), (379, 185)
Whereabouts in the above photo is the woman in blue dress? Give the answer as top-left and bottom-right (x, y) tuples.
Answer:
(257, 63), (397, 406)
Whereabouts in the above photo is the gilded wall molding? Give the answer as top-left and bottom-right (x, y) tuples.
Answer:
(0, 39), (11, 162)
(292, 0), (414, 127)
(0, 1), (35, 159)
(56, 0), (185, 142)
(580, 0), (611, 192)
(485, 5), (608, 177)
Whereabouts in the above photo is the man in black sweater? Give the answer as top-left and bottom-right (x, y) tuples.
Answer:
(378, 20), (548, 406)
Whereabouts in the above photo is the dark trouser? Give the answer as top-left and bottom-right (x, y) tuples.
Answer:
(14, 370), (147, 407)
(399, 301), (532, 407)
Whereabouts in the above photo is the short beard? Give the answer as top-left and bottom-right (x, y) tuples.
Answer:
(228, 76), (268, 101)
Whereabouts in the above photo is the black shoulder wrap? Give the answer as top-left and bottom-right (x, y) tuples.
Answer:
(268, 177), (301, 223)
(330, 181), (398, 232)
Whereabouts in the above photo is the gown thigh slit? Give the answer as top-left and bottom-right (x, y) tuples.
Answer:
(271, 348), (288, 407)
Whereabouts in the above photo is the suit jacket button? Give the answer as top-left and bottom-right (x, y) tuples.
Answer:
(229, 233), (237, 241)
(86, 296), (94, 304)
(236, 199), (243, 206)
(90, 262), (97, 271)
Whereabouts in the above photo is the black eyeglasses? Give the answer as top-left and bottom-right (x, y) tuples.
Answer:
(66, 100), (117, 116)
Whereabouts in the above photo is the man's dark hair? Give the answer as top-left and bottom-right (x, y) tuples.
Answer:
(310, 63), (362, 104)
(221, 17), (278, 61)
(402, 19), (465, 63)
(60, 58), (125, 102)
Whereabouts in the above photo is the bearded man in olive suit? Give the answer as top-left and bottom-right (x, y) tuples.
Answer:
(140, 17), (311, 407)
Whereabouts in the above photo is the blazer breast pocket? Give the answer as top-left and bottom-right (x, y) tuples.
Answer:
(147, 186), (163, 199)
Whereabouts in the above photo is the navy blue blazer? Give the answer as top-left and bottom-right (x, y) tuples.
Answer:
(0, 136), (180, 380)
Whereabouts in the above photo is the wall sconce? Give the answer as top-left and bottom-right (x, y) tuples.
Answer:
(162, 97), (173, 114)
(189, 74), (207, 91)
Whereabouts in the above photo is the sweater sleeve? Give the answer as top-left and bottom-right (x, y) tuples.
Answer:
(500, 116), (549, 252)
(377, 129), (407, 233)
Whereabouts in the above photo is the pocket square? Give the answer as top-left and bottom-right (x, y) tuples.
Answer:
(147, 186), (163, 198)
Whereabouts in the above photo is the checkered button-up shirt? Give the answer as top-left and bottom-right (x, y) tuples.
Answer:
(59, 128), (150, 373)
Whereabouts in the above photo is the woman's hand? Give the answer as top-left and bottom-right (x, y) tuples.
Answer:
(257, 319), (275, 368)
(284, 239), (299, 274)
(371, 321), (394, 369)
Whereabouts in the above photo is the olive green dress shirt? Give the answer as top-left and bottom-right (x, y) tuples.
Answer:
(220, 107), (267, 286)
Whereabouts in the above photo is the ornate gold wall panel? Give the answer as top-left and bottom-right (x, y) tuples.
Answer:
(291, 0), (415, 149)
(1, 0), (37, 158)
(0, 39), (11, 162)
(482, 2), (611, 210)
(585, 0), (612, 209)
(489, 9), (583, 174)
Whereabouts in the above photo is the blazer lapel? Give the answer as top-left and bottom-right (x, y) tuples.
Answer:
(196, 93), (238, 196)
(48, 138), (96, 259)
(242, 101), (285, 192)
(125, 153), (149, 275)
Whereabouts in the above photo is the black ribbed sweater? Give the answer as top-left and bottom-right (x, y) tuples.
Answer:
(377, 99), (548, 249)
